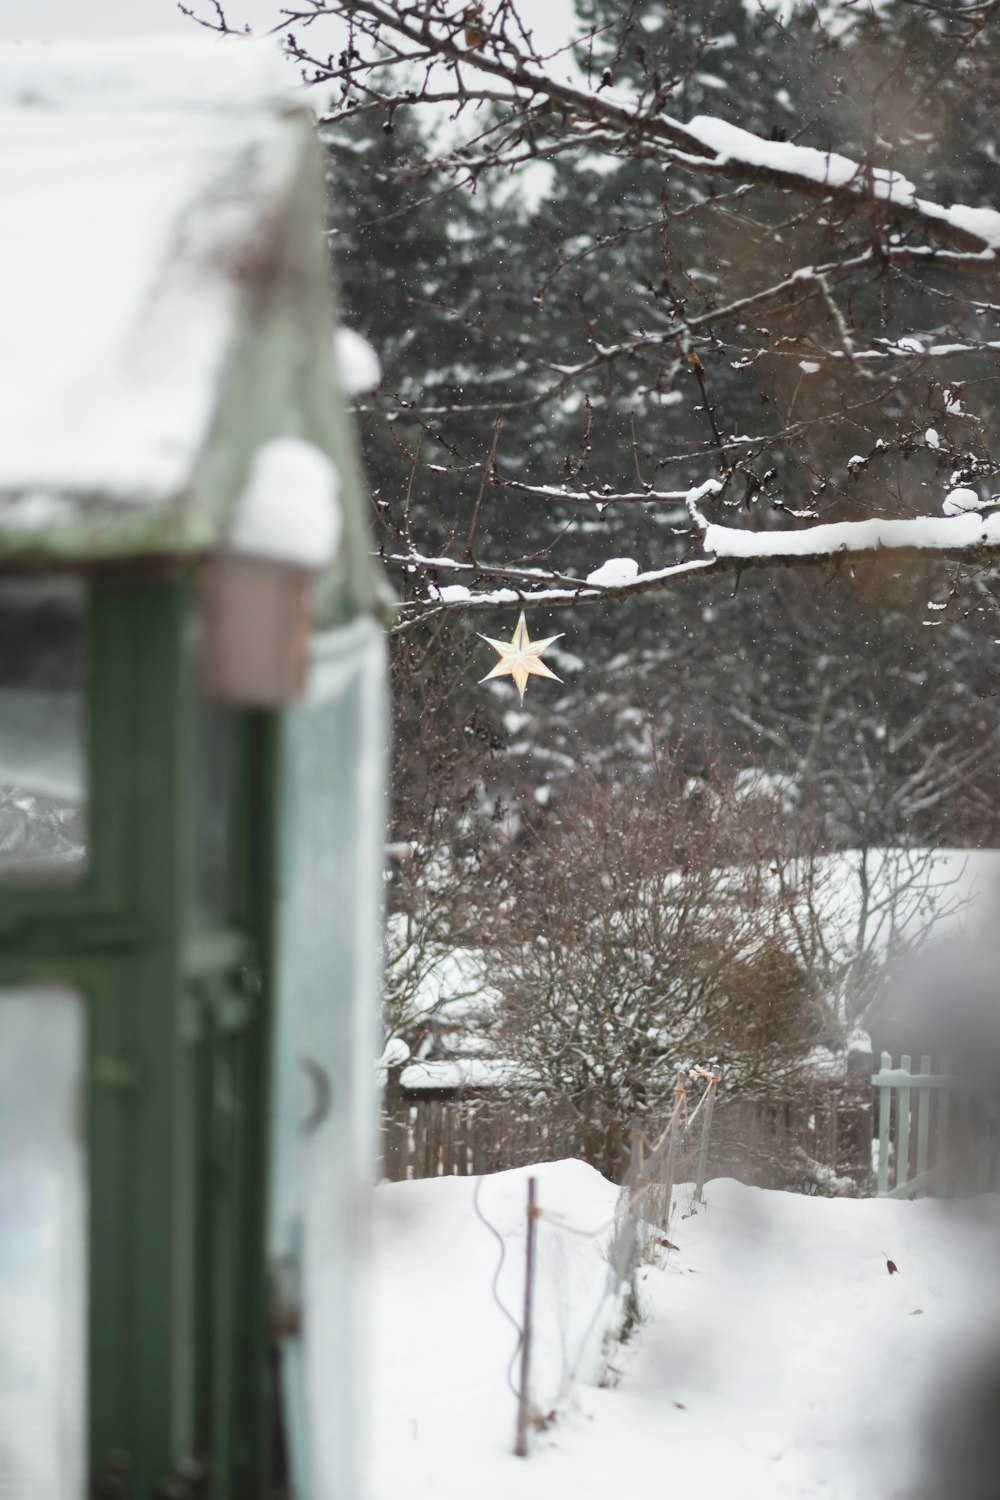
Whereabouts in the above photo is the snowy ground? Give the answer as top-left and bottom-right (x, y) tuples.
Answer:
(369, 1161), (1000, 1500)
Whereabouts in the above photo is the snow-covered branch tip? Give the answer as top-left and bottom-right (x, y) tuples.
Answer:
(703, 508), (1000, 568)
(685, 478), (721, 533)
(390, 498), (1000, 629)
(675, 116), (1000, 261)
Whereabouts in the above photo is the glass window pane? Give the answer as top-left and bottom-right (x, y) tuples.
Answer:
(0, 986), (87, 1499)
(0, 579), (87, 883)
(270, 617), (387, 1500)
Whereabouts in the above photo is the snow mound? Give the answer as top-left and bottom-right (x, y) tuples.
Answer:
(372, 1159), (624, 1484)
(371, 1165), (1000, 1500)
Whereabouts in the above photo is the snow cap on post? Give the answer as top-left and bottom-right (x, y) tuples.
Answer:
(227, 437), (343, 570)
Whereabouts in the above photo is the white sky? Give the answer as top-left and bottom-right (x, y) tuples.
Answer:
(0, 0), (587, 197)
(0, 0), (580, 54)
(0, 0), (294, 39)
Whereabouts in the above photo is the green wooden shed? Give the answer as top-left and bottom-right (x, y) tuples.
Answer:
(0, 37), (387, 1500)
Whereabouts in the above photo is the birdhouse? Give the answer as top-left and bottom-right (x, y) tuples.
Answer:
(0, 39), (388, 1500)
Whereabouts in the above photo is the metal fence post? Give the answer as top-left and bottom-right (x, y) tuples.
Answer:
(610, 1125), (643, 1288)
(514, 1176), (537, 1457)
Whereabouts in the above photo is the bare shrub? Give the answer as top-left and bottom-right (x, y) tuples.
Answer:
(483, 760), (843, 1137)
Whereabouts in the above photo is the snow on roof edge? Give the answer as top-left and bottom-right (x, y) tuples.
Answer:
(0, 36), (324, 555)
(0, 35), (296, 116)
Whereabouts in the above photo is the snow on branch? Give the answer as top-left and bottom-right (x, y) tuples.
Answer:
(308, 0), (1000, 262)
(492, 478), (692, 512)
(393, 487), (1000, 628)
(230, 0), (1000, 626)
(675, 117), (1000, 259)
(392, 555), (717, 628)
(701, 510), (1000, 567)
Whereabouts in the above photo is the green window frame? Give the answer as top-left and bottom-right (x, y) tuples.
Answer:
(0, 575), (278, 1499)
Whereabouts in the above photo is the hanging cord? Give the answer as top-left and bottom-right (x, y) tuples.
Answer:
(472, 1173), (525, 1399)
(474, 1173), (630, 1400)
(471, 1071), (720, 1404)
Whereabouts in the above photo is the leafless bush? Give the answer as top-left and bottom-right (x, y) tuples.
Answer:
(482, 760), (843, 1132)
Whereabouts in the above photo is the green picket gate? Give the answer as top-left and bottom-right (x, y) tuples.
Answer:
(873, 1053), (1000, 1198)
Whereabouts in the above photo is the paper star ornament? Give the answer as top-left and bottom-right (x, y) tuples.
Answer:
(479, 611), (563, 704)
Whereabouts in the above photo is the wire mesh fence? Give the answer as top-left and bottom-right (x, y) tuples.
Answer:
(380, 1061), (875, 1454)
(506, 1067), (720, 1454)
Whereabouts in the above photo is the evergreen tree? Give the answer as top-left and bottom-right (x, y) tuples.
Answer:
(300, 1), (1000, 854)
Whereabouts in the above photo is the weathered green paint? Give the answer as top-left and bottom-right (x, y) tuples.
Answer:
(181, 709), (282, 1499)
(227, 713), (282, 1500)
(0, 577), (280, 1496)
(2, 45), (389, 1497)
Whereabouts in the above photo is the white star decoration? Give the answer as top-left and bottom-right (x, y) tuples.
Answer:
(479, 611), (563, 705)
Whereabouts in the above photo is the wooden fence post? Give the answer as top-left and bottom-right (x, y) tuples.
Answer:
(876, 1051), (892, 1195)
(896, 1054), (913, 1194)
(658, 1072), (687, 1229)
(937, 1055), (952, 1185)
(609, 1125), (643, 1287)
(381, 1069), (408, 1181)
(694, 1074), (719, 1203)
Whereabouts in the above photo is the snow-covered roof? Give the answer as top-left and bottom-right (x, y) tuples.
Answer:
(0, 38), (329, 563)
(398, 1058), (524, 1094)
(794, 847), (1000, 959)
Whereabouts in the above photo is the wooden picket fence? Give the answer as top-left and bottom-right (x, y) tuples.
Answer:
(381, 1095), (593, 1182)
(383, 1058), (1000, 1199)
(381, 1077), (873, 1189)
(707, 1087), (872, 1191)
(873, 1052), (1000, 1198)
